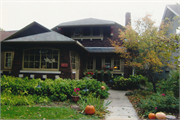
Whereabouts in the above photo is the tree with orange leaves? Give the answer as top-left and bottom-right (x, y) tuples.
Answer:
(111, 14), (179, 93)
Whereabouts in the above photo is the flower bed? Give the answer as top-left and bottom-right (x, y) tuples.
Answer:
(126, 70), (179, 119)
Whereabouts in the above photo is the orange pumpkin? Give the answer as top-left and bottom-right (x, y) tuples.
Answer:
(148, 113), (156, 119)
(156, 112), (166, 119)
(85, 105), (95, 115)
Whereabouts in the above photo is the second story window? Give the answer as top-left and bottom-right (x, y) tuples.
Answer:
(74, 27), (82, 36)
(83, 27), (91, 36)
(93, 27), (100, 36)
(72, 26), (103, 40)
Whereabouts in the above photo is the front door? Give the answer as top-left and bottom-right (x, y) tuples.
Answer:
(71, 51), (80, 80)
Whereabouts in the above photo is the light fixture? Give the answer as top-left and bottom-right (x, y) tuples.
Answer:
(113, 66), (118, 69)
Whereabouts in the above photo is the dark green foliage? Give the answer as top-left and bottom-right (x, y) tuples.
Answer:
(107, 70), (111, 81)
(101, 70), (104, 81)
(156, 70), (179, 98)
(113, 74), (148, 90)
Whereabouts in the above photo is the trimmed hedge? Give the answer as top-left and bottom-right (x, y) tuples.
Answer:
(113, 74), (148, 90)
(1, 75), (109, 102)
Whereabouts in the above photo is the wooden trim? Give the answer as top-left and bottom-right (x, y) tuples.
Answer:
(20, 70), (61, 74)
(69, 51), (73, 79)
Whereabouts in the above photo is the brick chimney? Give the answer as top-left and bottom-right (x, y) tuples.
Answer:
(125, 12), (131, 26)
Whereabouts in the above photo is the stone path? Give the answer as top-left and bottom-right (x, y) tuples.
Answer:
(104, 89), (139, 120)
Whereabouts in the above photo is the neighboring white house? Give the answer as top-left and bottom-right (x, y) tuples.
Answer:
(159, 4), (180, 78)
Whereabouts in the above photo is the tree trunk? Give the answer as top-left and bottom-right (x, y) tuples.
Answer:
(146, 71), (157, 93)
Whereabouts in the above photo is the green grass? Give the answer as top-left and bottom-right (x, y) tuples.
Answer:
(1, 105), (99, 119)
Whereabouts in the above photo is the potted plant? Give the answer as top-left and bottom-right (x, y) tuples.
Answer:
(84, 72), (94, 79)
(71, 88), (81, 103)
(101, 66), (106, 71)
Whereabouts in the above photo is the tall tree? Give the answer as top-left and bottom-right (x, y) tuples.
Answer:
(111, 14), (179, 93)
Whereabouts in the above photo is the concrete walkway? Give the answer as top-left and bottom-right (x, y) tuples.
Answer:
(104, 89), (139, 120)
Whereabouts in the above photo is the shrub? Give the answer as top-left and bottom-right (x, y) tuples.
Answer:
(113, 74), (147, 90)
(1, 92), (51, 106)
(1, 75), (109, 102)
(139, 91), (179, 117)
(156, 70), (179, 98)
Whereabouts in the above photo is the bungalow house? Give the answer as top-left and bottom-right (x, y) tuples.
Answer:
(1, 13), (132, 80)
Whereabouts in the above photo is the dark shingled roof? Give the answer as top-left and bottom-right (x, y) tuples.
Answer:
(3, 31), (75, 42)
(54, 18), (115, 28)
(85, 47), (116, 53)
(0, 31), (18, 41)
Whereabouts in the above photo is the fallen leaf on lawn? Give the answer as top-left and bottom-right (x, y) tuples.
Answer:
(69, 115), (73, 117)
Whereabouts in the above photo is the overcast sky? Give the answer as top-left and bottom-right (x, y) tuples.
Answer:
(0, 0), (180, 31)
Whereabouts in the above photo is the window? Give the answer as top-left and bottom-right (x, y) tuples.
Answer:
(74, 27), (82, 36)
(72, 27), (103, 40)
(96, 57), (102, 70)
(93, 27), (100, 36)
(4, 52), (13, 68)
(105, 57), (111, 69)
(23, 48), (59, 70)
(114, 58), (121, 70)
(176, 27), (180, 35)
(83, 27), (91, 36)
(87, 57), (93, 70)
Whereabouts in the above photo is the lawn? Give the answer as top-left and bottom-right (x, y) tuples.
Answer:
(1, 101), (99, 119)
